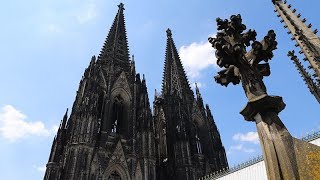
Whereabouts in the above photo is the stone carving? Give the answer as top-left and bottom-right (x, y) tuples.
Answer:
(112, 71), (132, 98)
(209, 14), (320, 179)
(211, 14), (277, 106)
(44, 3), (228, 180)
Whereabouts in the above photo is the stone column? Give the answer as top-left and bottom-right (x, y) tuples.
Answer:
(209, 14), (320, 179)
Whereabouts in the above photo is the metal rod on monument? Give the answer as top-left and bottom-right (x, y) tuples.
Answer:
(208, 14), (320, 180)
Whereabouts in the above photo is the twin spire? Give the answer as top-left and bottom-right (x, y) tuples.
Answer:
(99, 3), (130, 69)
(162, 28), (193, 99)
(97, 3), (201, 101)
(273, 0), (320, 103)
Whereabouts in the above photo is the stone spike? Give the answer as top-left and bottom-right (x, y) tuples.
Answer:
(288, 50), (320, 103)
(273, 0), (320, 78)
(154, 89), (157, 99)
(195, 82), (204, 107)
(314, 29), (318, 34)
(61, 108), (68, 129)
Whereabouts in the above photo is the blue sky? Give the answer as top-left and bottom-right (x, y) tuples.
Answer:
(0, 0), (319, 179)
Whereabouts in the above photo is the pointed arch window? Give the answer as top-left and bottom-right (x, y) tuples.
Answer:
(159, 122), (168, 162)
(111, 95), (124, 134)
(193, 124), (202, 154)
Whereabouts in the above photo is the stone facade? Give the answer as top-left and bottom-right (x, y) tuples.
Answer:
(44, 3), (228, 180)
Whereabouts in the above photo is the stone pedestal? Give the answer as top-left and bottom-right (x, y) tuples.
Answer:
(241, 95), (320, 179)
(210, 14), (320, 180)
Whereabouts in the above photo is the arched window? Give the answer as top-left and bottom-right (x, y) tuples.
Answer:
(108, 170), (121, 180)
(111, 95), (124, 134)
(193, 123), (202, 154)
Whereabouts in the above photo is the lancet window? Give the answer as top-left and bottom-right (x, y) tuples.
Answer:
(159, 122), (168, 162)
(194, 124), (202, 154)
(111, 95), (124, 134)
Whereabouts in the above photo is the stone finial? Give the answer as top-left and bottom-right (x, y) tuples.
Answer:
(118, 3), (125, 10)
(166, 28), (172, 38)
(209, 13), (320, 180)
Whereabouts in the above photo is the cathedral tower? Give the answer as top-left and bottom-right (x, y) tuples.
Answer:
(44, 3), (156, 180)
(153, 29), (228, 180)
(273, 0), (320, 103)
(44, 4), (228, 180)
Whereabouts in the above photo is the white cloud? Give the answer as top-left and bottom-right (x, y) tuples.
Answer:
(227, 144), (255, 155)
(0, 105), (56, 142)
(44, 24), (63, 33)
(233, 132), (260, 144)
(35, 165), (46, 173)
(190, 82), (206, 89)
(76, 3), (97, 24)
(179, 35), (218, 80)
(51, 125), (59, 134)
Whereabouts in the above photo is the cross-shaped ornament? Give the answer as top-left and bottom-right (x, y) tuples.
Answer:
(209, 14), (284, 120)
(209, 14), (320, 180)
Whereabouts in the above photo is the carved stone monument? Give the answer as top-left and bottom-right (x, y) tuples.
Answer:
(209, 14), (320, 179)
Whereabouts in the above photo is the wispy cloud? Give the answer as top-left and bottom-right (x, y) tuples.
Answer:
(44, 24), (63, 33)
(227, 131), (260, 155)
(0, 105), (56, 142)
(51, 125), (59, 134)
(227, 144), (255, 155)
(40, 0), (100, 35)
(34, 165), (46, 173)
(76, 3), (97, 24)
(190, 82), (206, 89)
(233, 132), (259, 144)
(179, 34), (218, 81)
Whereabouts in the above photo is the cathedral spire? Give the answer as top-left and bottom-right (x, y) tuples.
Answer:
(162, 28), (193, 99)
(195, 83), (204, 108)
(288, 51), (320, 103)
(98, 3), (130, 69)
(273, 0), (320, 79)
(60, 108), (68, 130)
(195, 83), (202, 99)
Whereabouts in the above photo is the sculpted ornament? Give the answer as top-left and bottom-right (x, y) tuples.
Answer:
(209, 14), (320, 179)
(210, 14), (278, 110)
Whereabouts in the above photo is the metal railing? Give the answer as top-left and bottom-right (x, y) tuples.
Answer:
(200, 130), (320, 180)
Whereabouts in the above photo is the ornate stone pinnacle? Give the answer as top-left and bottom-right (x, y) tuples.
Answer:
(118, 3), (125, 10)
(209, 14), (320, 180)
(209, 14), (278, 110)
(166, 28), (172, 38)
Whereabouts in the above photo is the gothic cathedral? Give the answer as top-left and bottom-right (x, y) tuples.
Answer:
(44, 3), (228, 180)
